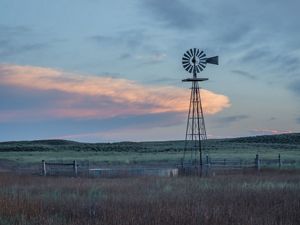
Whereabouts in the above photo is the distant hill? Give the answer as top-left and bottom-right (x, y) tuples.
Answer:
(0, 133), (299, 152)
(226, 133), (300, 144)
(0, 139), (79, 146)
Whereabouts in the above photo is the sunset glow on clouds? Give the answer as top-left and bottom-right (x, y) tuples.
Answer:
(0, 64), (230, 122)
(1, 0), (300, 141)
(250, 129), (293, 135)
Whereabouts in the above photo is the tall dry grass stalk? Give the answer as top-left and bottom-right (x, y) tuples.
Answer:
(0, 170), (299, 225)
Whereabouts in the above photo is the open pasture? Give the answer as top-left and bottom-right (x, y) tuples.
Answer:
(0, 134), (299, 224)
(0, 133), (299, 167)
(0, 170), (299, 225)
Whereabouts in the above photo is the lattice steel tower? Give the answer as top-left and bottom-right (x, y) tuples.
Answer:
(181, 48), (218, 172)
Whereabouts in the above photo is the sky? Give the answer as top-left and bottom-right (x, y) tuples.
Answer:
(0, 0), (299, 142)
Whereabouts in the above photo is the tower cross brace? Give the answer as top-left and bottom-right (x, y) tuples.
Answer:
(181, 72), (207, 172)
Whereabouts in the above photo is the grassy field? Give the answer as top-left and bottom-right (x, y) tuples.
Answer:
(0, 133), (299, 167)
(0, 170), (299, 225)
(0, 134), (299, 224)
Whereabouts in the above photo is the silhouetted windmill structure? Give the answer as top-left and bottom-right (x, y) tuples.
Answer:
(181, 48), (218, 175)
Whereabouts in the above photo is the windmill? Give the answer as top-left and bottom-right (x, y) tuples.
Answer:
(181, 48), (218, 175)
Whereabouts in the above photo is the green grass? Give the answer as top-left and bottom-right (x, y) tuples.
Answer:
(0, 133), (299, 165)
(0, 151), (182, 164)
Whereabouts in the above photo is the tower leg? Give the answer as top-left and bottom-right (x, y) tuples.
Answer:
(182, 81), (207, 175)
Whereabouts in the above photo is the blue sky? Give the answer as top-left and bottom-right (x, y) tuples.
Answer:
(0, 0), (299, 142)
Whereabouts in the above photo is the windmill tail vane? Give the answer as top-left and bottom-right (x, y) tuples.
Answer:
(205, 56), (219, 65)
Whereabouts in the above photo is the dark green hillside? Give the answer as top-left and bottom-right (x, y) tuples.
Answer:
(0, 139), (84, 152)
(0, 139), (184, 152)
(0, 133), (299, 152)
(0, 133), (299, 164)
(227, 133), (300, 144)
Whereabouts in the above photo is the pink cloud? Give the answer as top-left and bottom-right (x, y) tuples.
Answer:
(250, 129), (293, 135)
(0, 64), (230, 121)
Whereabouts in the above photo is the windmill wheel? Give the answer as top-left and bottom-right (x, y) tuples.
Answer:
(182, 48), (207, 74)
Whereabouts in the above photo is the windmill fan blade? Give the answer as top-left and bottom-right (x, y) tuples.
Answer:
(183, 65), (190, 70)
(182, 57), (189, 62)
(184, 53), (190, 59)
(183, 63), (189, 69)
(185, 64), (192, 71)
(193, 48), (196, 56)
(188, 65), (193, 73)
(200, 58), (207, 63)
(198, 51), (204, 57)
(200, 63), (206, 68)
(186, 51), (191, 57)
(182, 60), (189, 65)
(196, 49), (200, 56)
(200, 54), (206, 59)
(206, 56), (219, 65)
(189, 49), (194, 56)
(196, 66), (200, 73)
(182, 61), (190, 67)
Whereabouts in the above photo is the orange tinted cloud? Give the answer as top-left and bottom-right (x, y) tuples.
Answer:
(0, 64), (230, 119)
(251, 129), (293, 135)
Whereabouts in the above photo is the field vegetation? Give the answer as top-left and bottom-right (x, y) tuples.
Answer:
(0, 170), (299, 225)
(0, 134), (299, 224)
(0, 133), (299, 166)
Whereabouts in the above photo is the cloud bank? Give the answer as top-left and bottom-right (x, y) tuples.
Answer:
(250, 129), (293, 136)
(0, 64), (230, 122)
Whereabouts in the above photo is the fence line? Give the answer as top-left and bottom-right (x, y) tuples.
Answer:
(41, 154), (299, 177)
(42, 160), (90, 177)
(182, 153), (298, 172)
(204, 153), (286, 170)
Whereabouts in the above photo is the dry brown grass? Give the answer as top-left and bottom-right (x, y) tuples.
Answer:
(0, 170), (299, 225)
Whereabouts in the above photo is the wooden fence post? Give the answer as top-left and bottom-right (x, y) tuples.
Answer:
(206, 155), (210, 167)
(205, 155), (210, 176)
(255, 154), (260, 171)
(42, 160), (47, 176)
(73, 160), (78, 177)
(278, 154), (282, 169)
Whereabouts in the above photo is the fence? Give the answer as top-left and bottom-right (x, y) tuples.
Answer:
(179, 153), (299, 176)
(42, 160), (90, 177)
(41, 154), (299, 177)
(206, 154), (297, 170)
(41, 160), (177, 177)
(89, 168), (178, 178)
